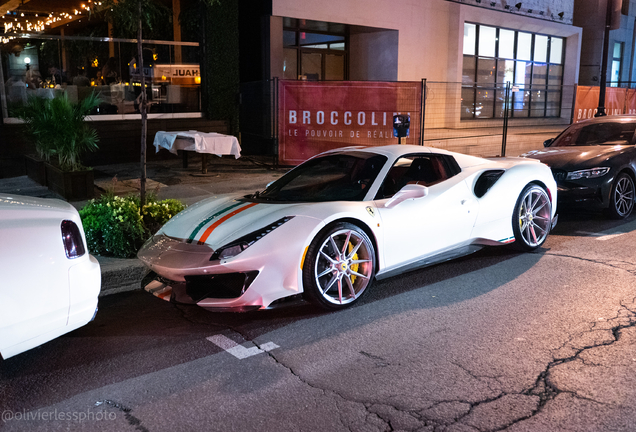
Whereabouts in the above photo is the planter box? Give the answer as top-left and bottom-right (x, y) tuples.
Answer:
(45, 163), (95, 201)
(24, 155), (47, 186)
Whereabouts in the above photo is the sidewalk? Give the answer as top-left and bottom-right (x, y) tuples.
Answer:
(0, 134), (552, 297)
(0, 154), (286, 297)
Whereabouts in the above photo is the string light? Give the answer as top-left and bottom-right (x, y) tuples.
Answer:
(1, 1), (98, 38)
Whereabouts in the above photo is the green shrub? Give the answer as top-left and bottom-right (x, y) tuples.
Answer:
(141, 199), (186, 235)
(79, 194), (185, 258)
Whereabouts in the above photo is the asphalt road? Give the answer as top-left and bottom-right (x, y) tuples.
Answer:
(2, 210), (636, 432)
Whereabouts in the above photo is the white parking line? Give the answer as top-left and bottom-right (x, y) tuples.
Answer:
(576, 231), (627, 241)
(206, 335), (279, 359)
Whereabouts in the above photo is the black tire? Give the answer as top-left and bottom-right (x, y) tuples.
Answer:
(303, 222), (375, 310)
(607, 172), (635, 219)
(511, 184), (552, 251)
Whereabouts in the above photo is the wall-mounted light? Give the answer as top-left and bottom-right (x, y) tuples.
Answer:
(558, 11), (564, 19)
(515, 2), (522, 10)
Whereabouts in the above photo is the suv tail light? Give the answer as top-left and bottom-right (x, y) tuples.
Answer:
(61, 220), (86, 259)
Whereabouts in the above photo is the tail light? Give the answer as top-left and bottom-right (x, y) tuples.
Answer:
(61, 220), (86, 259)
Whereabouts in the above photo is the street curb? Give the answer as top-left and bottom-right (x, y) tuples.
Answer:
(96, 256), (148, 297)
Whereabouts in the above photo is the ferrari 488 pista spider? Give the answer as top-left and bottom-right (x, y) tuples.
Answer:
(138, 145), (557, 311)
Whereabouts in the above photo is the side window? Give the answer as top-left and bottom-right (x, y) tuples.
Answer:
(441, 155), (462, 177)
(577, 123), (636, 145)
(375, 154), (458, 199)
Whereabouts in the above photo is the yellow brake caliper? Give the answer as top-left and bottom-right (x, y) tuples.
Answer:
(348, 242), (359, 284)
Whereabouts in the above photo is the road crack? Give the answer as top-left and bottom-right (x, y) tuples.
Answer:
(493, 300), (636, 431)
(545, 252), (636, 276)
(94, 400), (149, 432)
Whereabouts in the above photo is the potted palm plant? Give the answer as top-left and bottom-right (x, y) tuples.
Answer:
(17, 92), (101, 200)
(18, 96), (53, 186)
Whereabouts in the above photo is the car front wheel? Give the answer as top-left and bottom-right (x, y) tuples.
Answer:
(303, 222), (375, 310)
(512, 184), (552, 251)
(607, 172), (635, 219)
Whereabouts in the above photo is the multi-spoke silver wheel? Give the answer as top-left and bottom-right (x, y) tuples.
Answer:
(513, 185), (551, 250)
(609, 173), (634, 219)
(303, 223), (375, 309)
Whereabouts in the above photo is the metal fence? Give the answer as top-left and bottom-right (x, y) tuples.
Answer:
(422, 81), (575, 157)
(238, 79), (577, 161)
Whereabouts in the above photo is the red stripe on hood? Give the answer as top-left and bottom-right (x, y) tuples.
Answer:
(198, 203), (259, 244)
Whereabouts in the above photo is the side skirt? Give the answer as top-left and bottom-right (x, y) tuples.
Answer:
(376, 244), (484, 281)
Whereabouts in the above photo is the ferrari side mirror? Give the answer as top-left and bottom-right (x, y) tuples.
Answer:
(384, 184), (428, 208)
(543, 138), (554, 147)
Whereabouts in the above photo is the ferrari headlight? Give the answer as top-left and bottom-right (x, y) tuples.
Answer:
(566, 167), (610, 180)
(211, 216), (294, 261)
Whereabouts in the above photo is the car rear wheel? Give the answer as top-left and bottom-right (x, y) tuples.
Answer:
(607, 173), (635, 219)
(512, 184), (551, 251)
(303, 222), (375, 310)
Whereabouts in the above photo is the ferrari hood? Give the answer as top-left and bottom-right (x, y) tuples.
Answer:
(157, 194), (304, 248)
(522, 146), (628, 170)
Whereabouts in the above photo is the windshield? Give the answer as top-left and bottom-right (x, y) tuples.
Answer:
(257, 152), (387, 202)
(552, 121), (636, 147)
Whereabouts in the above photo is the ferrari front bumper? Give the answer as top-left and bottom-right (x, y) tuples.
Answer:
(142, 270), (263, 312)
(138, 228), (314, 311)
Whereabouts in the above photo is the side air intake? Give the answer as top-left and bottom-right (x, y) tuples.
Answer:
(474, 170), (505, 198)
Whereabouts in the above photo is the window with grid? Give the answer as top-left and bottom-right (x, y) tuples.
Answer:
(462, 23), (564, 119)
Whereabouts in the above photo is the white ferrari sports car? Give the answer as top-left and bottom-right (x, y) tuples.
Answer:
(139, 145), (557, 311)
(0, 195), (101, 359)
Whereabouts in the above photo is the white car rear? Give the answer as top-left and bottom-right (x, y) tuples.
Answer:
(0, 195), (101, 359)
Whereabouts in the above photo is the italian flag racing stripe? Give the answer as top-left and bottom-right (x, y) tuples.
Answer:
(187, 202), (244, 243)
(197, 202), (259, 244)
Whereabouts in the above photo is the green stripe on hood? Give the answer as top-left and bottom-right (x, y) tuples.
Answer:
(187, 201), (244, 243)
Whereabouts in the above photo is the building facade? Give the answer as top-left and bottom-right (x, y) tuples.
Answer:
(0, 0), (238, 174)
(238, 0), (582, 155)
(241, 0), (580, 82)
(575, 0), (636, 87)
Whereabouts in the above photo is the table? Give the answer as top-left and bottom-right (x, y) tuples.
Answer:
(153, 131), (241, 174)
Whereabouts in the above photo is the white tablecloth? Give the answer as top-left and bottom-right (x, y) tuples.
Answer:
(153, 131), (241, 159)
